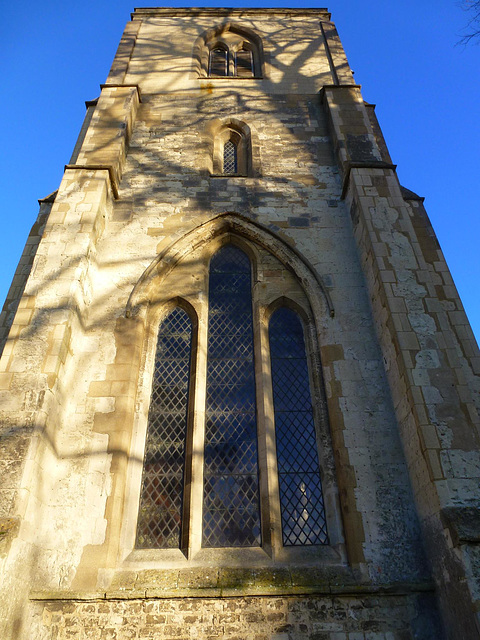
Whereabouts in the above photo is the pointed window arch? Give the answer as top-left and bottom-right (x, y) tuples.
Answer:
(132, 236), (342, 562)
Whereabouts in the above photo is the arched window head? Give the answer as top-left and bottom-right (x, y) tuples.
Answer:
(209, 46), (228, 77)
(135, 307), (192, 549)
(269, 307), (328, 546)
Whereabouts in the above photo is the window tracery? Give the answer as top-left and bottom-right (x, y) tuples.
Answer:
(135, 242), (332, 554)
(194, 24), (263, 78)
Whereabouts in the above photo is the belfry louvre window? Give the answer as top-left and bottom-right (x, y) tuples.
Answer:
(205, 33), (260, 78)
(209, 46), (228, 76)
(135, 244), (329, 551)
(235, 47), (254, 77)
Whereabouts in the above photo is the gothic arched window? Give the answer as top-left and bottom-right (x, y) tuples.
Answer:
(202, 27), (262, 78)
(212, 122), (251, 176)
(133, 242), (337, 557)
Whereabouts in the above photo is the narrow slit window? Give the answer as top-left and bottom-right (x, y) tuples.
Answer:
(203, 245), (261, 547)
(223, 139), (238, 175)
(136, 307), (192, 549)
(269, 307), (328, 546)
(209, 47), (228, 76)
(235, 47), (254, 77)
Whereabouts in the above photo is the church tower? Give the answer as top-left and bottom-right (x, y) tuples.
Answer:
(1, 8), (479, 639)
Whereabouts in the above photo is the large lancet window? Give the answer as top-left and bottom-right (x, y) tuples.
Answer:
(203, 246), (261, 547)
(269, 308), (328, 546)
(136, 307), (192, 549)
(133, 241), (336, 558)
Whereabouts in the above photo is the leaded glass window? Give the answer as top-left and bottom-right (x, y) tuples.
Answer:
(269, 307), (328, 546)
(223, 139), (238, 175)
(209, 46), (228, 76)
(235, 47), (254, 77)
(136, 307), (192, 549)
(203, 245), (261, 547)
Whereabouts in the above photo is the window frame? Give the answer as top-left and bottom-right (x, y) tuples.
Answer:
(121, 237), (345, 569)
(197, 25), (264, 79)
(211, 122), (251, 177)
(208, 45), (229, 77)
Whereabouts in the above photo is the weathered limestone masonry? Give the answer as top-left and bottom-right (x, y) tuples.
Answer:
(0, 7), (478, 640)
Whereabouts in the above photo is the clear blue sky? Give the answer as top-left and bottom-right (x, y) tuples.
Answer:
(1, 1), (479, 344)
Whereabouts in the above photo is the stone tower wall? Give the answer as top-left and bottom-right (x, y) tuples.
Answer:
(0, 8), (478, 639)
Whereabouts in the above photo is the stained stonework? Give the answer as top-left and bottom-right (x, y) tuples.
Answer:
(0, 7), (479, 640)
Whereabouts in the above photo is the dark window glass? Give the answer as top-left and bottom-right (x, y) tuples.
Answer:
(223, 139), (238, 175)
(136, 307), (192, 549)
(203, 245), (261, 547)
(209, 47), (228, 76)
(269, 308), (328, 546)
(235, 47), (254, 77)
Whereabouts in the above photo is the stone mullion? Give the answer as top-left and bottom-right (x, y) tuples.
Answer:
(187, 300), (208, 557)
(254, 305), (281, 558)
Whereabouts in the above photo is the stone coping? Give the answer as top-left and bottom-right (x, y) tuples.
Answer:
(131, 8), (331, 20)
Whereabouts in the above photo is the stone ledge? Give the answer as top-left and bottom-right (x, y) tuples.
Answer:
(30, 580), (435, 602)
(441, 506), (480, 544)
(64, 165), (118, 199)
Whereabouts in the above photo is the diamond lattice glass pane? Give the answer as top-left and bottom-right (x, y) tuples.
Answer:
(136, 307), (192, 549)
(203, 246), (261, 547)
(223, 140), (238, 175)
(270, 307), (328, 546)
